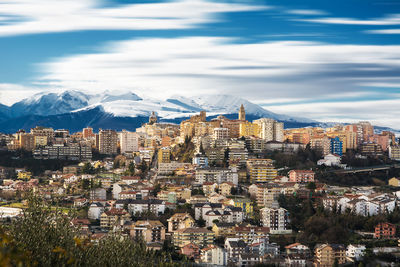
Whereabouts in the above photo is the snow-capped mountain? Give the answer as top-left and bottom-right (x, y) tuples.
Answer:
(10, 90), (90, 117)
(0, 90), (316, 133)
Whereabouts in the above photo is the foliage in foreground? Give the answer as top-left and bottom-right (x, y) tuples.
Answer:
(1, 196), (185, 267)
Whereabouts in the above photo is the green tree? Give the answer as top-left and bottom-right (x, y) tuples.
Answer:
(127, 161), (135, 176)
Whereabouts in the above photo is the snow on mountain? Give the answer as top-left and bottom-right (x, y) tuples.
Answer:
(7, 89), (315, 123)
(10, 90), (90, 117)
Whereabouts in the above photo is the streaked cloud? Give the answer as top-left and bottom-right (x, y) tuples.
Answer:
(266, 98), (400, 129)
(286, 9), (327, 16)
(0, 0), (266, 36)
(366, 29), (400, 34)
(296, 14), (400, 25)
(32, 37), (400, 103)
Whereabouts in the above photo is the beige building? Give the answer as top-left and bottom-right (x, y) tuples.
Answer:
(314, 244), (346, 267)
(130, 220), (166, 243)
(173, 227), (214, 248)
(167, 213), (195, 233)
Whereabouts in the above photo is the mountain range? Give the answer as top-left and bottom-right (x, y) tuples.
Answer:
(0, 90), (319, 133)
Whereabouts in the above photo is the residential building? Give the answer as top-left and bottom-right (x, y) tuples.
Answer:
(260, 207), (291, 234)
(374, 222), (396, 239)
(234, 226), (270, 244)
(253, 118), (284, 142)
(288, 170), (315, 183)
(314, 243), (346, 267)
(195, 167), (238, 186)
(389, 146), (400, 161)
(213, 128), (229, 140)
(346, 244), (366, 261)
(119, 130), (139, 154)
(100, 208), (131, 229)
(172, 227), (214, 248)
(158, 147), (171, 165)
(167, 213), (195, 233)
(82, 127), (95, 139)
(330, 137), (343, 156)
(97, 129), (118, 155)
(130, 220), (166, 243)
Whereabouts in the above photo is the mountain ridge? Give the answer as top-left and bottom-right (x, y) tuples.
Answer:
(0, 89), (327, 133)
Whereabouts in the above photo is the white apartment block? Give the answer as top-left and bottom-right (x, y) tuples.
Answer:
(195, 167), (238, 185)
(260, 207), (292, 234)
(119, 130), (139, 154)
(253, 118), (284, 142)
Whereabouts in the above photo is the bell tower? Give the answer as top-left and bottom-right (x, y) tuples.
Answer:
(239, 104), (245, 121)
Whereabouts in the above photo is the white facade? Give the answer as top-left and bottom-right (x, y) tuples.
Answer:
(195, 167), (238, 185)
(260, 207), (291, 234)
(253, 118), (284, 142)
(346, 244), (366, 261)
(213, 128), (229, 140)
(119, 130), (139, 154)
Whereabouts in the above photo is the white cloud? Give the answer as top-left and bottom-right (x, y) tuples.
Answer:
(366, 29), (400, 34)
(34, 37), (400, 101)
(0, 83), (43, 105)
(265, 99), (400, 129)
(286, 9), (327, 16)
(0, 0), (266, 36)
(296, 14), (400, 25)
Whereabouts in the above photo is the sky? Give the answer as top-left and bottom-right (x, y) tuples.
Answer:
(0, 0), (400, 128)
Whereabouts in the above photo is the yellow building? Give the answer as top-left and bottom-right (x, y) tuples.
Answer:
(167, 213), (195, 233)
(212, 222), (235, 237)
(239, 122), (260, 137)
(100, 209), (131, 229)
(34, 135), (48, 147)
(17, 171), (32, 180)
(389, 177), (400, 187)
(158, 147), (171, 164)
(172, 227), (214, 248)
(248, 164), (277, 183)
(229, 197), (254, 218)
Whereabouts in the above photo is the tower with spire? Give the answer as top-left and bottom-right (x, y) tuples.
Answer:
(239, 104), (245, 121)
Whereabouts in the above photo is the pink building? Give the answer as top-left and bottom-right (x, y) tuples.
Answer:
(369, 134), (389, 151)
(288, 170), (315, 183)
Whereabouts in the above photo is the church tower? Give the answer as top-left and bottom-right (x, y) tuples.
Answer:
(239, 104), (245, 121)
(149, 111), (158, 124)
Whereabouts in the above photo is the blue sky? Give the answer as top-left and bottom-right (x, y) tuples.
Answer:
(0, 0), (400, 127)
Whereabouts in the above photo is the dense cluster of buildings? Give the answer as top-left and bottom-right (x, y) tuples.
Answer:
(0, 105), (399, 266)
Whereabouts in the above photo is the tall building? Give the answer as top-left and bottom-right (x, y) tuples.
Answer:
(253, 118), (284, 142)
(359, 121), (374, 143)
(98, 129), (118, 155)
(158, 147), (171, 165)
(119, 130), (139, 154)
(18, 133), (35, 151)
(83, 127), (95, 139)
(238, 104), (245, 121)
(310, 135), (331, 156)
(330, 137), (343, 156)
